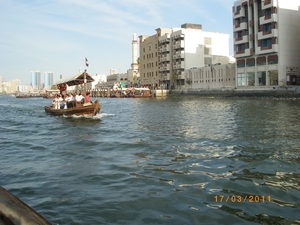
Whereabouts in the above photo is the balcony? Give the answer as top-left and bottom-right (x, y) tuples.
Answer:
(160, 64), (171, 72)
(257, 44), (278, 54)
(234, 22), (248, 32)
(262, 0), (277, 10)
(161, 55), (171, 62)
(260, 14), (278, 24)
(258, 29), (278, 40)
(173, 40), (184, 50)
(234, 48), (251, 58)
(233, 8), (245, 19)
(235, 35), (249, 45)
(173, 62), (185, 70)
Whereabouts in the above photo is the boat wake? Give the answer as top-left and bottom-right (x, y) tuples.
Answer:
(63, 112), (114, 119)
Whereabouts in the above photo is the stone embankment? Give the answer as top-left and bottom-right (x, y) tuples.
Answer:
(170, 86), (300, 99)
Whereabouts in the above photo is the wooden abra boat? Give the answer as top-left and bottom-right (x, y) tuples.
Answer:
(44, 100), (100, 116)
(44, 72), (101, 117)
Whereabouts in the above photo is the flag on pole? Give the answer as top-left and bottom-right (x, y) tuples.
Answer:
(85, 57), (89, 67)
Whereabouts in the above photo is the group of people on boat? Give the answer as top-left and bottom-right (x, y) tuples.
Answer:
(51, 92), (92, 109)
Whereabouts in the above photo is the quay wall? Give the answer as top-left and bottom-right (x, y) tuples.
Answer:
(170, 86), (300, 99)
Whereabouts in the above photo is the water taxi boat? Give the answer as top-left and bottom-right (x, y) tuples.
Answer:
(44, 72), (100, 117)
(44, 100), (100, 116)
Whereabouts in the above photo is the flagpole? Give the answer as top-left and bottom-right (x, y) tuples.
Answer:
(84, 57), (89, 97)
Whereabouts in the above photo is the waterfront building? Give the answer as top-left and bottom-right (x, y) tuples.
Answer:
(31, 71), (41, 89)
(106, 72), (128, 88)
(139, 29), (173, 88)
(139, 24), (231, 89)
(2, 79), (21, 93)
(233, 0), (300, 87)
(44, 72), (53, 89)
(184, 58), (236, 91)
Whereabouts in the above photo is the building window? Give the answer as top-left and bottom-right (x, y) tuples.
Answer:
(237, 73), (246, 86)
(237, 44), (246, 52)
(237, 31), (243, 38)
(265, 8), (272, 17)
(269, 70), (278, 85)
(268, 55), (278, 64)
(247, 73), (255, 86)
(261, 38), (272, 47)
(263, 23), (272, 33)
(257, 72), (266, 85)
(257, 57), (266, 66)
(237, 59), (245, 68)
(246, 58), (255, 67)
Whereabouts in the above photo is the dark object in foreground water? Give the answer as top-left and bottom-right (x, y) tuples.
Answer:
(0, 186), (51, 225)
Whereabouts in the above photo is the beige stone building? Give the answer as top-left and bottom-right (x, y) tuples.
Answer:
(139, 34), (159, 87)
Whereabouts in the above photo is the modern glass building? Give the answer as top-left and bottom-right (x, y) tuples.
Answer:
(31, 71), (41, 89)
(44, 72), (53, 89)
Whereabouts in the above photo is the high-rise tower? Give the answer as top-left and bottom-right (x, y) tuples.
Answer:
(31, 71), (41, 89)
(44, 72), (53, 89)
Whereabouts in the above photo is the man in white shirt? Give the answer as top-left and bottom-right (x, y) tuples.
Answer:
(76, 92), (85, 104)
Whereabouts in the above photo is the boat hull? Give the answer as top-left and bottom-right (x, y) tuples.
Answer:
(44, 100), (100, 116)
(0, 186), (51, 225)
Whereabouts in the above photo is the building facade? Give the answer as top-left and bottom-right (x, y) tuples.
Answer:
(184, 59), (236, 91)
(139, 24), (231, 89)
(139, 32), (165, 88)
(233, 0), (300, 88)
(44, 71), (53, 89)
(31, 71), (41, 89)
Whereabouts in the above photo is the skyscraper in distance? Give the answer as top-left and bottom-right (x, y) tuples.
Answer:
(31, 71), (41, 89)
(44, 72), (53, 89)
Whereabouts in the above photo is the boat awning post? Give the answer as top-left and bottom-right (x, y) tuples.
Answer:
(84, 70), (87, 96)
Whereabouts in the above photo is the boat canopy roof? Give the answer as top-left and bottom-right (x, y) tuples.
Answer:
(55, 72), (94, 87)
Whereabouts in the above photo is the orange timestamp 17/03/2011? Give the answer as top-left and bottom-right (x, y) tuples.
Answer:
(214, 195), (271, 203)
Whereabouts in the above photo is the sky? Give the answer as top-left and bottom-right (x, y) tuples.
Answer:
(0, 0), (236, 85)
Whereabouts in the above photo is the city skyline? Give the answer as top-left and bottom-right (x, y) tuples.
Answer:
(0, 0), (235, 85)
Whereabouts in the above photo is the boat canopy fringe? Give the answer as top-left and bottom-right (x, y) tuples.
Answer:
(55, 72), (95, 87)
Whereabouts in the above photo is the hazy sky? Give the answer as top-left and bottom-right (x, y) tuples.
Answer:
(0, 0), (235, 85)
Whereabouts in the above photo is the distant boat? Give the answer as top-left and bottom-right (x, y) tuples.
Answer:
(44, 72), (101, 117)
(15, 95), (28, 98)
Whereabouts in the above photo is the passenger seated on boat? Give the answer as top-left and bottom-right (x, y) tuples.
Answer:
(85, 92), (92, 103)
(76, 92), (85, 104)
(67, 93), (75, 108)
(52, 95), (59, 108)
(57, 94), (63, 109)
(52, 94), (63, 109)
(61, 95), (68, 109)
